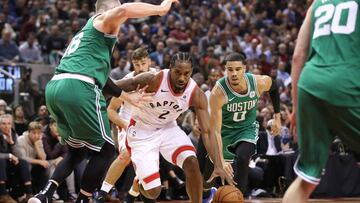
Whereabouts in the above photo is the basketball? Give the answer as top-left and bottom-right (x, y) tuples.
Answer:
(213, 185), (244, 203)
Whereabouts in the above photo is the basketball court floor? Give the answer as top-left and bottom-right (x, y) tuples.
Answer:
(93, 198), (360, 203)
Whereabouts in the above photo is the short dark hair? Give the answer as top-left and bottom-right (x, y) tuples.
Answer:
(131, 48), (149, 61)
(170, 52), (192, 68)
(224, 52), (246, 64)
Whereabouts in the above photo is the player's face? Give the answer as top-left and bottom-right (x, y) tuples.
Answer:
(132, 57), (151, 76)
(225, 61), (246, 86)
(170, 62), (192, 91)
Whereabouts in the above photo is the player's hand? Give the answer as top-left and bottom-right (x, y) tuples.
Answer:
(159, 0), (180, 16)
(120, 85), (155, 108)
(223, 162), (234, 178)
(207, 166), (236, 186)
(271, 113), (281, 136)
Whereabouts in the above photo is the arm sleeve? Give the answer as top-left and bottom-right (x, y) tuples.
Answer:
(269, 79), (280, 113)
(102, 77), (123, 98)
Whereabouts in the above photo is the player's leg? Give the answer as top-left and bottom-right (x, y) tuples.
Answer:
(75, 85), (116, 202)
(283, 88), (333, 203)
(182, 156), (202, 203)
(225, 124), (257, 195)
(30, 80), (90, 203)
(77, 141), (115, 202)
(127, 124), (162, 199)
(160, 126), (201, 203)
(99, 129), (132, 191)
(95, 148), (131, 202)
(29, 146), (88, 203)
(234, 141), (256, 195)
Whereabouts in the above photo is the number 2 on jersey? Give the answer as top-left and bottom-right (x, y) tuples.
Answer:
(63, 32), (84, 57)
(313, 1), (358, 39)
(159, 110), (170, 119)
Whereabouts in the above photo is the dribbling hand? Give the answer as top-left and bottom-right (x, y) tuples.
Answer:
(207, 166), (236, 186)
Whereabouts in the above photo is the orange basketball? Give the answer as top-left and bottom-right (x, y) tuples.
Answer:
(213, 185), (244, 203)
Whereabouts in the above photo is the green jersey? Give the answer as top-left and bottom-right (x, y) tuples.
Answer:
(299, 0), (360, 107)
(56, 15), (117, 88)
(217, 73), (259, 130)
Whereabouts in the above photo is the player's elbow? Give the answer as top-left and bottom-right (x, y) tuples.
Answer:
(107, 110), (117, 121)
(292, 51), (306, 67)
(112, 6), (128, 19)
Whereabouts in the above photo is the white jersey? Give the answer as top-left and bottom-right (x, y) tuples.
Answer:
(132, 69), (198, 129)
(118, 68), (157, 122)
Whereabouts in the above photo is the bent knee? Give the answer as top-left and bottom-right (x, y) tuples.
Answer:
(143, 186), (161, 199)
(183, 156), (200, 173)
(118, 149), (131, 165)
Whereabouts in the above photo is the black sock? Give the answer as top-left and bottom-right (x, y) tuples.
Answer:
(40, 181), (58, 198)
(76, 192), (91, 203)
(24, 184), (32, 194)
(0, 184), (6, 195)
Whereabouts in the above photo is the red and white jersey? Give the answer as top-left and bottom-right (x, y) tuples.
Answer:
(132, 69), (198, 129)
(119, 68), (157, 121)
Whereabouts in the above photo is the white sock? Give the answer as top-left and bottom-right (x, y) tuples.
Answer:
(100, 181), (113, 193)
(128, 186), (140, 197)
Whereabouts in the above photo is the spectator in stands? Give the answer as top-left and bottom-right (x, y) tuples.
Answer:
(0, 28), (21, 62)
(15, 121), (48, 193)
(42, 25), (66, 64)
(0, 114), (33, 203)
(34, 105), (50, 126)
(19, 32), (43, 64)
(257, 119), (282, 156)
(109, 57), (130, 80)
(169, 21), (192, 48)
(12, 105), (28, 136)
(0, 100), (10, 114)
(150, 41), (165, 68)
(276, 61), (290, 85)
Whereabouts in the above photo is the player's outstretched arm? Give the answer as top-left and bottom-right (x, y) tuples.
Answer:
(192, 86), (235, 186)
(114, 72), (157, 92)
(209, 84), (227, 165)
(114, 72), (161, 108)
(96, 0), (179, 34)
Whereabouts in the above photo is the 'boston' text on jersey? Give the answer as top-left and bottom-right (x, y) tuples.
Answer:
(226, 100), (257, 112)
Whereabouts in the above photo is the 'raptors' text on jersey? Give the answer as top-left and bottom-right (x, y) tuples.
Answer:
(132, 69), (197, 129)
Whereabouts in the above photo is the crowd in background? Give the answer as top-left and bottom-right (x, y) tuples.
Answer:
(0, 0), (311, 202)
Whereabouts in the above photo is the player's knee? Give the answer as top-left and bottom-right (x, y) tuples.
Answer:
(183, 156), (200, 175)
(118, 149), (131, 165)
(143, 186), (161, 199)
